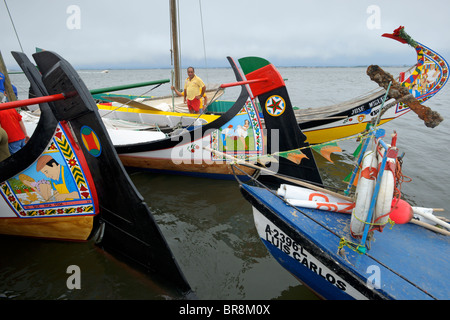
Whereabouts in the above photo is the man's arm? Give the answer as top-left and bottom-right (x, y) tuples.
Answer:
(196, 85), (206, 100)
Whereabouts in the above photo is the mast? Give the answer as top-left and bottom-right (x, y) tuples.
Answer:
(170, 0), (181, 91)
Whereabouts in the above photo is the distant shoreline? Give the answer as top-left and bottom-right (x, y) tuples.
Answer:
(6, 65), (412, 73)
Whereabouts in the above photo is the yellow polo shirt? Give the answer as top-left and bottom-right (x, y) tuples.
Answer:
(184, 75), (205, 100)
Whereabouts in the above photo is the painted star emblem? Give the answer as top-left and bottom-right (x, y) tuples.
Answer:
(265, 95), (285, 116)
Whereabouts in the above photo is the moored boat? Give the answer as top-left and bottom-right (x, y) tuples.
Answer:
(234, 57), (449, 300)
(94, 88), (223, 133)
(112, 56), (278, 180)
(1, 50), (194, 298)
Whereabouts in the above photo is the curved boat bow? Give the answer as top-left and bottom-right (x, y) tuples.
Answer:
(298, 26), (448, 144)
(1, 51), (194, 298)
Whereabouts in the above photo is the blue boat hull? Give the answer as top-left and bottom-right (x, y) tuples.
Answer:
(240, 184), (450, 300)
(259, 235), (357, 300)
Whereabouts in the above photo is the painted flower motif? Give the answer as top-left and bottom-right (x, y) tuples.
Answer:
(187, 143), (198, 153)
(38, 210), (45, 215)
(77, 207), (83, 213)
(68, 158), (78, 167)
(57, 208), (64, 214)
(8, 196), (15, 202)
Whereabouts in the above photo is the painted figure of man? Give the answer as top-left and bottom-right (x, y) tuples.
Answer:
(36, 155), (80, 202)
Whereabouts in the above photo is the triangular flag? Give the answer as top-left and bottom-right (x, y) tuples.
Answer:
(343, 169), (359, 187)
(352, 141), (363, 158)
(256, 155), (279, 165)
(278, 149), (308, 165)
(353, 123), (372, 158)
(312, 142), (342, 163)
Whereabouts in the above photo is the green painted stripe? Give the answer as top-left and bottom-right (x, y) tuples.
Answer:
(238, 57), (271, 75)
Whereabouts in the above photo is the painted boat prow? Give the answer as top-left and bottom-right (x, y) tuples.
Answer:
(4, 50), (194, 298)
(0, 52), (98, 242)
(299, 27), (449, 144)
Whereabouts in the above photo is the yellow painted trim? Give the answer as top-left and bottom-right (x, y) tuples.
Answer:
(97, 104), (219, 123)
(304, 119), (393, 145)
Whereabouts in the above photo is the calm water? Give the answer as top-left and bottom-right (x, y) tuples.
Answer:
(1, 63), (449, 300)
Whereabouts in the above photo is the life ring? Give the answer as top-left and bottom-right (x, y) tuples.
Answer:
(350, 150), (378, 238)
(373, 145), (397, 231)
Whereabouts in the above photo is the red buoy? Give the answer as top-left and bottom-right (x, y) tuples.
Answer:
(389, 199), (413, 224)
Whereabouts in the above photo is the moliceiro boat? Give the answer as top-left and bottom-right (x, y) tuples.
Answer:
(234, 57), (449, 300)
(297, 26), (448, 144)
(0, 51), (194, 298)
(113, 56), (280, 180)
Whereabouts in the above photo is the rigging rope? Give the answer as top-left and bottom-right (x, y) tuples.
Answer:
(4, 0), (24, 52)
(198, 0), (209, 83)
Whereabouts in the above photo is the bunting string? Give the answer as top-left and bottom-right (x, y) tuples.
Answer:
(242, 129), (373, 166)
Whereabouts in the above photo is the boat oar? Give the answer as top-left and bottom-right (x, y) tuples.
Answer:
(0, 89), (164, 113)
(412, 207), (450, 231)
(204, 146), (353, 202)
(410, 219), (450, 236)
(0, 79), (172, 110)
(104, 78), (270, 112)
(0, 93), (68, 110)
(99, 96), (163, 111)
(91, 80), (171, 111)
(90, 79), (170, 95)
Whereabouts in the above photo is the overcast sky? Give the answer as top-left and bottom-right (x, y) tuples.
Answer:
(2, 0), (450, 70)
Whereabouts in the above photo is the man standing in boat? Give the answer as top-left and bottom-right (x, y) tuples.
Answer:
(182, 67), (206, 114)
